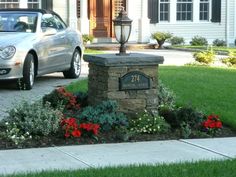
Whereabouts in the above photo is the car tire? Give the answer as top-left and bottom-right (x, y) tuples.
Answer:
(63, 49), (81, 79)
(17, 53), (35, 90)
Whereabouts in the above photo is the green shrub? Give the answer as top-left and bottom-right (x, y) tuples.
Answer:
(42, 89), (67, 109)
(74, 91), (88, 107)
(212, 39), (226, 47)
(158, 80), (176, 108)
(77, 100), (128, 132)
(170, 36), (185, 45)
(222, 57), (236, 66)
(193, 50), (215, 64)
(130, 110), (170, 134)
(159, 106), (204, 130)
(5, 100), (63, 137)
(82, 34), (94, 44)
(151, 32), (172, 48)
(190, 36), (208, 46)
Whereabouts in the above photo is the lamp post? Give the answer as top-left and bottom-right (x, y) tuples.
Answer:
(113, 7), (132, 55)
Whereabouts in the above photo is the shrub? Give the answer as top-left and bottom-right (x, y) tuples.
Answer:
(212, 39), (226, 47)
(159, 106), (205, 130)
(158, 80), (176, 108)
(193, 50), (215, 64)
(74, 91), (88, 108)
(5, 100), (63, 138)
(42, 87), (80, 110)
(151, 32), (172, 48)
(130, 110), (170, 134)
(222, 56), (236, 67)
(190, 36), (208, 46)
(82, 34), (94, 44)
(170, 36), (185, 45)
(77, 100), (128, 132)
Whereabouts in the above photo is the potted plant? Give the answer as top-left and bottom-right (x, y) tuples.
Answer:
(151, 32), (172, 48)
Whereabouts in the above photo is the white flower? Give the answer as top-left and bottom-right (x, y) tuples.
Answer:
(5, 122), (9, 125)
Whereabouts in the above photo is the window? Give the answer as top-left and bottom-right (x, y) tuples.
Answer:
(0, 0), (19, 8)
(160, 0), (170, 21)
(28, 0), (39, 9)
(200, 0), (209, 21)
(176, 0), (192, 21)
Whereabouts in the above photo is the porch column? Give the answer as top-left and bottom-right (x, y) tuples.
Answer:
(78, 0), (90, 34)
(19, 0), (27, 8)
(138, 0), (150, 43)
(68, 0), (78, 30)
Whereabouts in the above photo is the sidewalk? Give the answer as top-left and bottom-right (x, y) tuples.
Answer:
(0, 137), (236, 175)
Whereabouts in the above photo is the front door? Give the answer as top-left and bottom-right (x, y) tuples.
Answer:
(89, 0), (125, 38)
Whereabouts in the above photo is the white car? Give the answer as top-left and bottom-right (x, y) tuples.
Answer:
(0, 8), (83, 90)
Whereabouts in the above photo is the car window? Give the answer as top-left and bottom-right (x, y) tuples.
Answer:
(41, 14), (67, 31)
(0, 12), (37, 33)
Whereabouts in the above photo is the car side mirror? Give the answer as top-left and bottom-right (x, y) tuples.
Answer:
(43, 27), (57, 36)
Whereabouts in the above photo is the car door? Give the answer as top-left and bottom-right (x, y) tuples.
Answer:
(36, 14), (67, 73)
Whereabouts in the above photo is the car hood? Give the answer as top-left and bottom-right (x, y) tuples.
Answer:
(0, 32), (36, 47)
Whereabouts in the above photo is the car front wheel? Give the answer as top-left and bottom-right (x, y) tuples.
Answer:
(63, 49), (81, 79)
(17, 53), (35, 90)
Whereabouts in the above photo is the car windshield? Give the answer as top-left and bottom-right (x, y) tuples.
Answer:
(0, 12), (38, 33)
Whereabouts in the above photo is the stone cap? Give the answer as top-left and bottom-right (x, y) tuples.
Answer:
(83, 53), (164, 66)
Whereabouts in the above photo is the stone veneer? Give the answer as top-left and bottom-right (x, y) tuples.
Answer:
(83, 53), (164, 114)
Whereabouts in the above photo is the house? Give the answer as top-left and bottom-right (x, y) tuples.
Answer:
(1, 0), (235, 46)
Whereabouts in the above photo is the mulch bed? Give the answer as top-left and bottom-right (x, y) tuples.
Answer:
(1, 126), (236, 150)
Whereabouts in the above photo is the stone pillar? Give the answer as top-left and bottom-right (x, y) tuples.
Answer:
(78, 0), (90, 34)
(68, 0), (78, 30)
(84, 53), (164, 115)
(138, 0), (151, 43)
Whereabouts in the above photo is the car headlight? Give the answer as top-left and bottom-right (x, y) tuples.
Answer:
(0, 46), (16, 59)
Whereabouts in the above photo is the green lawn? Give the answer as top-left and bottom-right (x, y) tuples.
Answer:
(65, 66), (236, 129)
(171, 45), (236, 54)
(3, 159), (236, 177)
(159, 66), (236, 129)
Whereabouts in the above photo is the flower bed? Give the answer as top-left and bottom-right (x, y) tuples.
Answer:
(0, 83), (236, 150)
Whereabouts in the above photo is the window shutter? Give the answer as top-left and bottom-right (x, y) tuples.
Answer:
(211, 0), (221, 22)
(148, 0), (159, 24)
(42, 0), (53, 10)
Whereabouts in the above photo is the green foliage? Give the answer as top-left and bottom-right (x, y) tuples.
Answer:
(190, 36), (208, 46)
(78, 100), (128, 132)
(4, 100), (63, 139)
(158, 80), (176, 108)
(82, 34), (94, 44)
(222, 51), (236, 67)
(159, 105), (205, 130)
(193, 50), (215, 64)
(170, 36), (185, 45)
(74, 91), (88, 107)
(130, 111), (170, 134)
(151, 32), (172, 48)
(212, 39), (226, 47)
(42, 89), (67, 109)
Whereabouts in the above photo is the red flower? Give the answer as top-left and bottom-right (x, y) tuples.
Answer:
(71, 130), (82, 137)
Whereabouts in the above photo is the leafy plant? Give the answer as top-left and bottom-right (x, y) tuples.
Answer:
(5, 100), (63, 138)
(151, 32), (172, 48)
(170, 36), (185, 45)
(130, 110), (170, 134)
(42, 87), (80, 110)
(222, 56), (236, 67)
(77, 100), (128, 132)
(212, 39), (226, 47)
(158, 80), (176, 108)
(193, 50), (215, 64)
(190, 36), (208, 46)
(82, 34), (94, 44)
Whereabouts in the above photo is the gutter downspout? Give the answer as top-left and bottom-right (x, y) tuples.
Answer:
(226, 0), (230, 47)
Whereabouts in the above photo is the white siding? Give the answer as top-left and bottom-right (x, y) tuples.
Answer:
(149, 0), (236, 45)
(52, 0), (69, 25)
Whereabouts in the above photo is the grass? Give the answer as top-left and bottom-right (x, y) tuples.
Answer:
(84, 48), (104, 54)
(159, 66), (236, 129)
(65, 79), (88, 93)
(172, 45), (236, 54)
(2, 159), (236, 177)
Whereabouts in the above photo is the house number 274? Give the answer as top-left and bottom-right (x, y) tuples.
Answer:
(131, 75), (140, 82)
